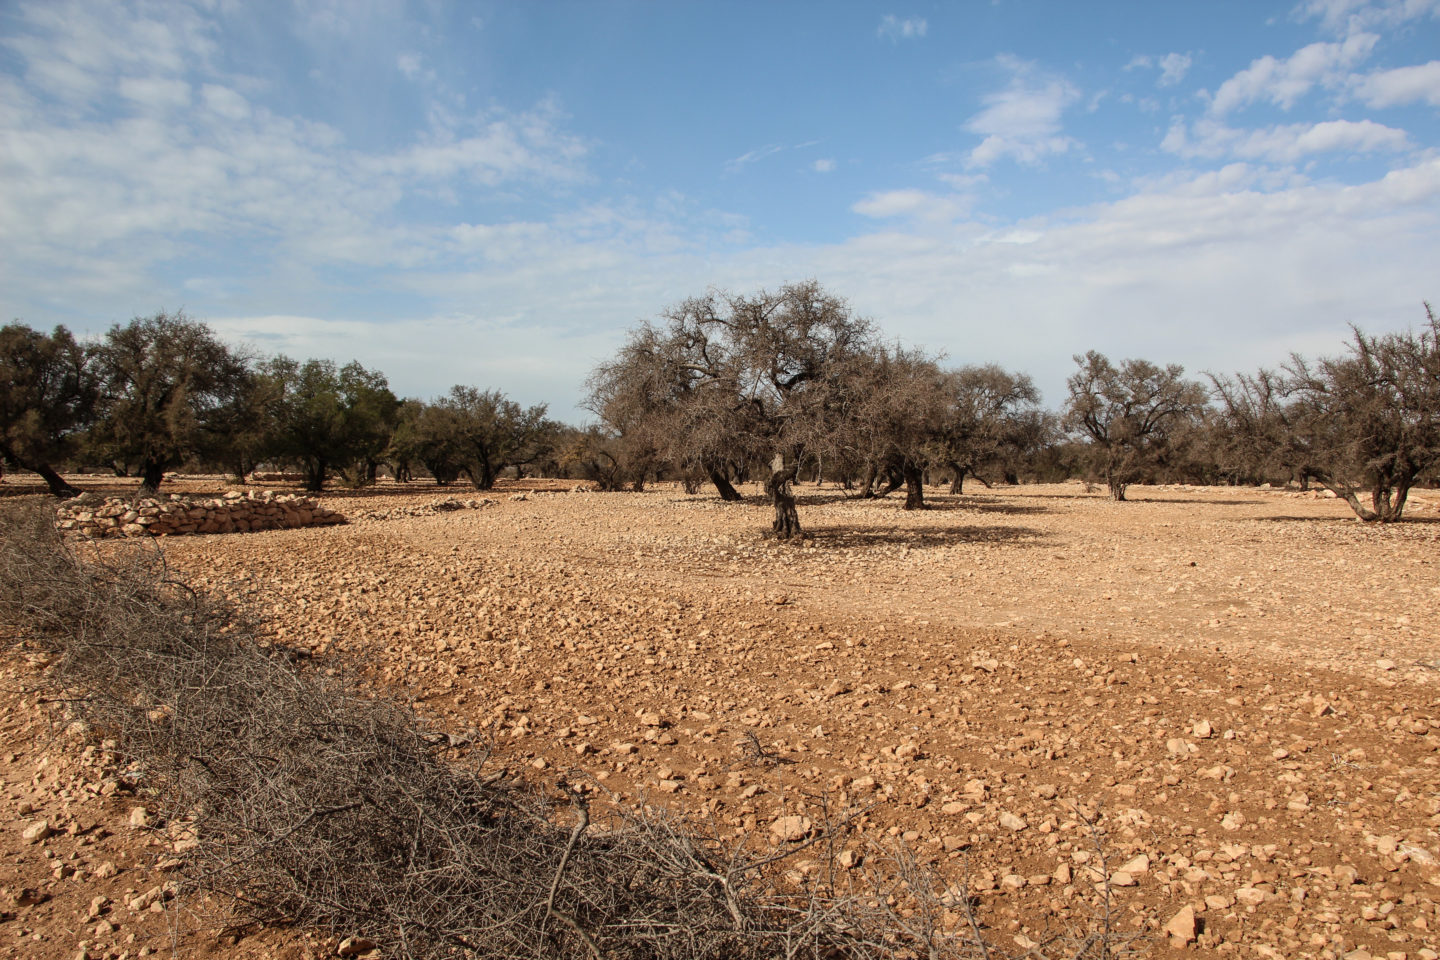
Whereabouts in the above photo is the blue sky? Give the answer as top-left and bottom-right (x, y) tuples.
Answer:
(2, 0), (1438, 419)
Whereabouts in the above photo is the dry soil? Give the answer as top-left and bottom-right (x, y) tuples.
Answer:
(4, 477), (1439, 960)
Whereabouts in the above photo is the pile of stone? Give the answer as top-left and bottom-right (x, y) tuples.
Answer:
(354, 497), (494, 522)
(56, 491), (346, 538)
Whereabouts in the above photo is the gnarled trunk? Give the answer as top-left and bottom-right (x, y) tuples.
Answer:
(857, 463), (878, 498)
(708, 468), (742, 502)
(0, 442), (79, 498)
(902, 461), (926, 511)
(1311, 469), (1414, 522)
(948, 461), (965, 495)
(766, 460), (801, 539)
(303, 458), (328, 492)
(464, 458), (496, 491)
(873, 465), (904, 498)
(34, 463), (80, 499)
(138, 458), (166, 497)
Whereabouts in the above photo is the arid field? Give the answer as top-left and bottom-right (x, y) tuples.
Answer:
(4, 477), (1440, 959)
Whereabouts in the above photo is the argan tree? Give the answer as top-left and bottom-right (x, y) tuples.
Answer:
(839, 345), (947, 510)
(90, 312), (251, 495)
(1213, 306), (1440, 521)
(587, 318), (748, 501)
(1064, 351), (1208, 501)
(263, 357), (398, 491)
(554, 425), (655, 492)
(336, 362), (402, 486)
(0, 323), (97, 497)
(592, 282), (875, 537)
(933, 364), (1042, 493)
(434, 387), (555, 491)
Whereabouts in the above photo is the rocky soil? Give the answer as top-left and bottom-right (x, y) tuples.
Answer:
(4, 476), (1439, 959)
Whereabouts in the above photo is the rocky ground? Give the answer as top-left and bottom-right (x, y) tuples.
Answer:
(3, 476), (1438, 959)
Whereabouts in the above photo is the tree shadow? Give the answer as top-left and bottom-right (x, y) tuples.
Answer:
(1123, 496), (1267, 506)
(800, 523), (1049, 549)
(785, 491), (1052, 515)
(1257, 513), (1440, 526)
(913, 498), (1050, 516)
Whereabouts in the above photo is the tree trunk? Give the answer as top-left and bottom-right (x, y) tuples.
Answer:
(1309, 471), (1415, 523)
(0, 443), (79, 497)
(858, 463), (878, 498)
(33, 462), (80, 499)
(466, 459), (496, 491)
(902, 461), (926, 511)
(138, 458), (166, 496)
(1373, 479), (1412, 522)
(1107, 477), (1127, 501)
(303, 459), (327, 492)
(766, 461), (801, 539)
(948, 462), (965, 495)
(708, 469), (742, 502)
(874, 466), (904, 498)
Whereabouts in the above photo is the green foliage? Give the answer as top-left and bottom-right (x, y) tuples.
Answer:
(90, 312), (251, 493)
(432, 386), (555, 491)
(263, 357), (400, 491)
(0, 323), (97, 496)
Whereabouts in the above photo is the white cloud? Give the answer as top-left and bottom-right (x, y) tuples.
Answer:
(852, 189), (971, 222)
(790, 157), (1440, 408)
(2, 0), (1437, 423)
(725, 143), (786, 172)
(812, 158), (836, 173)
(1157, 52), (1194, 87)
(1209, 33), (1377, 114)
(1, 0), (217, 106)
(0, 4), (591, 296)
(936, 172), (988, 190)
(1296, 0), (1440, 36)
(964, 56), (1080, 167)
(117, 76), (192, 110)
(200, 83), (251, 121)
(1163, 117), (1410, 161)
(1126, 52), (1193, 87)
(877, 15), (928, 42)
(1353, 60), (1440, 107)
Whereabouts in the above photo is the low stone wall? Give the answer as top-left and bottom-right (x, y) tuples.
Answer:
(56, 491), (346, 538)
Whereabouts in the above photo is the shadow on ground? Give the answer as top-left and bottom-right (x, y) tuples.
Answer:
(799, 523), (1049, 549)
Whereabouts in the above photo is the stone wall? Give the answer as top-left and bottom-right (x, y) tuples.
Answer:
(56, 491), (346, 538)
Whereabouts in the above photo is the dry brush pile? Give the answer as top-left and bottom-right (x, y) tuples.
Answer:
(0, 503), (1136, 960)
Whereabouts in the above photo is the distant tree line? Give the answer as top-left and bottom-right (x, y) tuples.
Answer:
(0, 312), (554, 498)
(583, 283), (1439, 533)
(4, 293), (1437, 529)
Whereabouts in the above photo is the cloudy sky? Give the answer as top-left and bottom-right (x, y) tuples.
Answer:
(2, 0), (1438, 418)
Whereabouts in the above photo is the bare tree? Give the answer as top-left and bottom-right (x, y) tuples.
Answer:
(1064, 351), (1208, 501)
(838, 345), (948, 509)
(587, 316), (749, 501)
(590, 282), (875, 537)
(1213, 306), (1440, 521)
(932, 364), (1042, 494)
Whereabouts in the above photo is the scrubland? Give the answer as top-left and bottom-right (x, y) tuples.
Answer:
(3, 478), (1438, 959)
